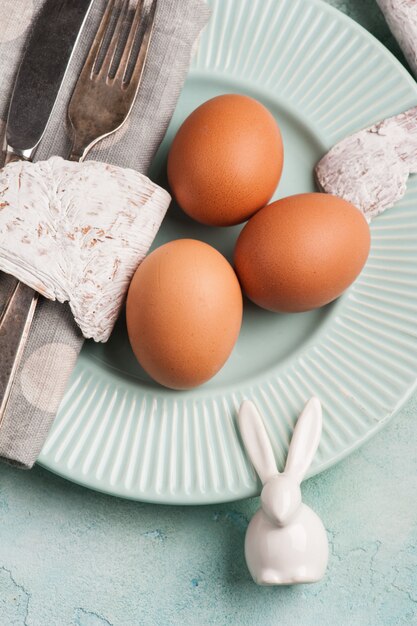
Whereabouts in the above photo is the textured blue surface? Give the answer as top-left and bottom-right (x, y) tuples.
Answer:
(1, 1), (417, 624)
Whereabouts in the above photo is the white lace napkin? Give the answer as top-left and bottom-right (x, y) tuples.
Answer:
(0, 0), (210, 468)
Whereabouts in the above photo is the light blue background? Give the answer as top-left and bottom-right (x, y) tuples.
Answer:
(1, 2), (416, 624)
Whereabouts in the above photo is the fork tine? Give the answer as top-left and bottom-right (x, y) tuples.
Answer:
(115, 0), (145, 82)
(99, 0), (130, 78)
(125, 0), (157, 91)
(68, 0), (158, 161)
(82, 0), (116, 77)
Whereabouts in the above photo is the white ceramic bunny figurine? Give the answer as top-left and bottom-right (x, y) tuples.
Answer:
(238, 396), (328, 585)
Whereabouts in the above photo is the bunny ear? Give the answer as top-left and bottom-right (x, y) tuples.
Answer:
(284, 397), (322, 483)
(238, 400), (279, 484)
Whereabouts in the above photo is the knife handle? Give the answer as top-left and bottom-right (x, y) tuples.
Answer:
(0, 150), (38, 425)
(0, 282), (38, 424)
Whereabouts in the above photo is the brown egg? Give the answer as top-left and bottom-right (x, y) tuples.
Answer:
(167, 94), (283, 226)
(234, 193), (371, 312)
(126, 239), (243, 390)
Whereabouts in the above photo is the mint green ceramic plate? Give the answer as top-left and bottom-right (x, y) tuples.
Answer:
(38, 0), (417, 504)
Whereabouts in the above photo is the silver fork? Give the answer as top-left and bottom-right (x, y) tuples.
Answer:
(0, 0), (158, 420)
(68, 0), (157, 161)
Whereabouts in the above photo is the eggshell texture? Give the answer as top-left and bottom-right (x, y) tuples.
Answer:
(167, 94), (283, 226)
(126, 239), (243, 390)
(234, 193), (371, 312)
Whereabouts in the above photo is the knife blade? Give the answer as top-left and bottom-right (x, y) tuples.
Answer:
(5, 0), (94, 160)
(0, 0), (94, 423)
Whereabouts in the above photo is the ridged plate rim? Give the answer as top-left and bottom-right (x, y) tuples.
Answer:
(38, 0), (417, 504)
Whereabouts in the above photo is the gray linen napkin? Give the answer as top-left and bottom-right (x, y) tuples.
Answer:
(0, 0), (210, 468)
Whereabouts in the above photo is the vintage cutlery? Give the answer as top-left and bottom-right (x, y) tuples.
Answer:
(68, 0), (157, 162)
(0, 0), (158, 422)
(0, 0), (94, 422)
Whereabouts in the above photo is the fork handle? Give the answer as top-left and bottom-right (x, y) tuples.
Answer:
(0, 150), (40, 424)
(0, 283), (38, 425)
(0, 143), (85, 423)
(68, 141), (87, 162)
(68, 133), (98, 162)
(0, 137), (90, 422)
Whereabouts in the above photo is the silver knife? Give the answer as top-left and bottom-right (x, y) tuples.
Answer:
(0, 0), (94, 422)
